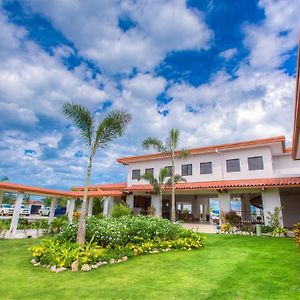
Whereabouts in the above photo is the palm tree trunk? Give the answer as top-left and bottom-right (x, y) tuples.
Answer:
(76, 155), (92, 245)
(160, 190), (163, 218)
(171, 151), (176, 223)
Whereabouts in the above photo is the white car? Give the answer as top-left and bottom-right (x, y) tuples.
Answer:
(0, 204), (14, 216)
(38, 207), (50, 216)
(20, 205), (30, 216)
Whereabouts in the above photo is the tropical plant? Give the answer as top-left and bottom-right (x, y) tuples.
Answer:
(111, 203), (131, 218)
(224, 210), (241, 226)
(267, 207), (283, 228)
(0, 176), (8, 182)
(139, 167), (186, 217)
(142, 129), (189, 222)
(271, 226), (287, 237)
(63, 102), (131, 245)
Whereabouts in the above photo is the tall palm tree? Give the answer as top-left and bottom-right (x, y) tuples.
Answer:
(0, 176), (8, 182)
(139, 167), (186, 217)
(63, 103), (131, 245)
(142, 129), (189, 222)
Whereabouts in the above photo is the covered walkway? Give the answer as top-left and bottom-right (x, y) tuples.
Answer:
(0, 182), (122, 238)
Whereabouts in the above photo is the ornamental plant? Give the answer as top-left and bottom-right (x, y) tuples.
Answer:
(111, 203), (132, 218)
(294, 223), (300, 246)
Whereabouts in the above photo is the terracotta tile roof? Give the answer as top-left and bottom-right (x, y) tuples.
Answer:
(73, 182), (127, 191)
(124, 177), (300, 192)
(117, 136), (286, 165)
(0, 182), (122, 198)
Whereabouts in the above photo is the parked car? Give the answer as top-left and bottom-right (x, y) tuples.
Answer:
(20, 205), (30, 216)
(54, 207), (66, 216)
(38, 206), (50, 216)
(0, 204), (14, 216)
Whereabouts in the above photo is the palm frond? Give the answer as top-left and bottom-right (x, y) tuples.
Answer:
(0, 176), (8, 182)
(93, 110), (131, 152)
(142, 137), (166, 152)
(63, 103), (94, 146)
(166, 174), (186, 185)
(139, 172), (160, 194)
(177, 148), (191, 159)
(158, 167), (169, 184)
(168, 129), (179, 150)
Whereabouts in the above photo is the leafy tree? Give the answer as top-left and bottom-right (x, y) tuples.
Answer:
(142, 129), (189, 222)
(139, 167), (186, 217)
(63, 102), (131, 245)
(0, 176), (8, 182)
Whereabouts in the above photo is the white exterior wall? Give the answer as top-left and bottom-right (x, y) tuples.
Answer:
(261, 188), (283, 226)
(127, 146), (275, 186)
(151, 195), (161, 217)
(273, 155), (300, 177)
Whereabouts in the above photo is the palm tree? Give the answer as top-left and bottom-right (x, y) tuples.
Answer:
(139, 167), (186, 217)
(63, 103), (131, 245)
(142, 129), (189, 222)
(0, 176), (8, 182)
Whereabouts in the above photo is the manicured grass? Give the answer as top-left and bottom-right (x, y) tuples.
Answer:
(0, 235), (299, 300)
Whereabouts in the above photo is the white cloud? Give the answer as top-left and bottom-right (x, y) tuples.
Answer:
(25, 0), (212, 74)
(219, 48), (238, 60)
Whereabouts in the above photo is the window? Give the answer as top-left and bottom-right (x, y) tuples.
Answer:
(132, 169), (141, 180)
(165, 166), (172, 177)
(226, 159), (240, 172)
(145, 168), (154, 176)
(182, 164), (192, 176)
(200, 162), (212, 174)
(248, 156), (264, 170)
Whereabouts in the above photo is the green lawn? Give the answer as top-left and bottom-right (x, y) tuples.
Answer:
(0, 235), (299, 300)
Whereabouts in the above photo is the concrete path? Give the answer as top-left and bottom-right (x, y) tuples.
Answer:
(182, 223), (218, 234)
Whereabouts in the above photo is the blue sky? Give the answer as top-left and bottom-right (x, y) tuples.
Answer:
(0, 0), (299, 190)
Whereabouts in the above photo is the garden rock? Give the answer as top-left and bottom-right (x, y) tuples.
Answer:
(91, 264), (98, 269)
(33, 262), (41, 267)
(121, 256), (128, 261)
(56, 267), (66, 273)
(71, 260), (79, 272)
(31, 259), (37, 265)
(50, 266), (56, 272)
(81, 264), (91, 272)
(117, 259), (122, 263)
(110, 259), (115, 264)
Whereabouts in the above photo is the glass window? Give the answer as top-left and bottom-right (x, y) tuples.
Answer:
(145, 168), (154, 176)
(165, 166), (172, 177)
(132, 169), (141, 180)
(182, 164), (192, 176)
(200, 162), (212, 174)
(226, 159), (240, 172)
(248, 156), (264, 171)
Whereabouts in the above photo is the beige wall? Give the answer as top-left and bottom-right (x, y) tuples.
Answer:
(280, 190), (300, 228)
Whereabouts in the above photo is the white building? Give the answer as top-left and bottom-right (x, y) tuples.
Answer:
(75, 43), (300, 228)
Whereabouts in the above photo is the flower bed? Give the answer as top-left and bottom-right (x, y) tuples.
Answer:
(29, 216), (205, 272)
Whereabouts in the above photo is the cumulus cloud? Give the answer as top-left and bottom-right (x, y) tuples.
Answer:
(219, 48), (238, 60)
(24, 0), (213, 74)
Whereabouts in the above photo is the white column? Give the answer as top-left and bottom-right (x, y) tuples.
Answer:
(9, 192), (24, 236)
(261, 188), (283, 226)
(103, 196), (114, 217)
(66, 199), (70, 214)
(67, 198), (76, 222)
(241, 194), (251, 221)
(151, 195), (161, 217)
(126, 194), (134, 209)
(0, 191), (4, 206)
(48, 197), (57, 225)
(88, 197), (94, 217)
(218, 193), (231, 224)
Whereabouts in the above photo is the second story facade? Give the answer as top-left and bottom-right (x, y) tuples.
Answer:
(117, 136), (300, 187)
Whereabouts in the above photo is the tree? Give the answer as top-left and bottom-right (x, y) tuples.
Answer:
(142, 129), (189, 222)
(63, 103), (131, 245)
(139, 167), (186, 217)
(0, 176), (8, 182)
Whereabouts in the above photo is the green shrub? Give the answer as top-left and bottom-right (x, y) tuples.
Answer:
(59, 216), (184, 247)
(271, 226), (287, 237)
(29, 238), (105, 268)
(111, 203), (131, 218)
(49, 216), (68, 234)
